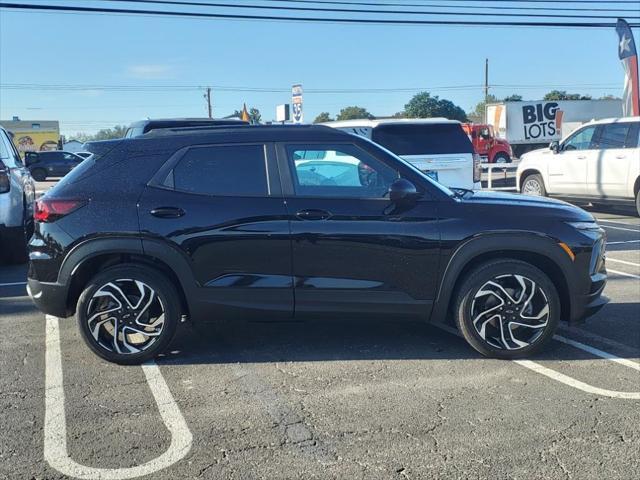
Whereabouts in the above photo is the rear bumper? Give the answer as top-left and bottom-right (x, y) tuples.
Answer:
(27, 277), (70, 318)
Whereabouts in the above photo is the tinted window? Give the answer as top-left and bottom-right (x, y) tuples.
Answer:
(562, 126), (597, 151)
(287, 144), (399, 198)
(597, 123), (633, 150)
(372, 123), (473, 155)
(173, 144), (267, 196)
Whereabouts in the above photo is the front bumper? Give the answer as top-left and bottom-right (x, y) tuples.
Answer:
(27, 277), (70, 318)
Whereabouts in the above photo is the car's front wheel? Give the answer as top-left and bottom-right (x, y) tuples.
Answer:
(76, 265), (180, 364)
(521, 173), (546, 196)
(454, 260), (560, 359)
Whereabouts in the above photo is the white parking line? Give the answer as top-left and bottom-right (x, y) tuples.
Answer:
(0, 281), (27, 287)
(44, 315), (192, 479)
(433, 323), (640, 400)
(514, 360), (640, 400)
(607, 258), (640, 268)
(608, 268), (640, 280)
(598, 220), (640, 228)
(601, 225), (640, 233)
(608, 240), (640, 245)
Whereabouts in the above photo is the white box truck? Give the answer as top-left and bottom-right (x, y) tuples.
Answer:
(486, 99), (622, 158)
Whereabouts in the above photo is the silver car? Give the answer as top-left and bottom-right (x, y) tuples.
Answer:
(0, 126), (35, 263)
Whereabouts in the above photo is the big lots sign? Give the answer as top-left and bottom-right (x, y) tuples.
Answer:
(521, 102), (560, 140)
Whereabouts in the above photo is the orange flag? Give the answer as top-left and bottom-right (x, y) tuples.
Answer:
(241, 103), (250, 122)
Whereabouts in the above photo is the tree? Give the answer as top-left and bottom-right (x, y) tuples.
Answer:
(231, 107), (262, 124)
(313, 112), (333, 123)
(503, 94), (523, 102)
(599, 94), (621, 100)
(83, 125), (128, 141)
(404, 92), (467, 122)
(469, 94), (498, 123)
(336, 106), (374, 121)
(543, 90), (592, 101)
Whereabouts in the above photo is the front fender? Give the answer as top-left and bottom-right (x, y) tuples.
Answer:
(430, 232), (574, 323)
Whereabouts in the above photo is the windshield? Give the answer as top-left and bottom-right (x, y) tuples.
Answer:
(372, 123), (474, 156)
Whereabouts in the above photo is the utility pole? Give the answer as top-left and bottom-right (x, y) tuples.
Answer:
(204, 87), (212, 118)
(484, 58), (489, 123)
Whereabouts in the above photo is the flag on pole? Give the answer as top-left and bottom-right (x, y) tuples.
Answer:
(616, 19), (640, 117)
(241, 103), (250, 123)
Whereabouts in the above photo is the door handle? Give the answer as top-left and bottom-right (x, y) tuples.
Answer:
(150, 207), (185, 218)
(295, 209), (332, 220)
(577, 155), (586, 160)
(615, 155), (627, 159)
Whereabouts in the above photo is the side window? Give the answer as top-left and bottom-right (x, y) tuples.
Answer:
(286, 144), (400, 198)
(562, 126), (597, 151)
(597, 123), (633, 150)
(0, 131), (23, 168)
(63, 153), (79, 161)
(172, 144), (268, 196)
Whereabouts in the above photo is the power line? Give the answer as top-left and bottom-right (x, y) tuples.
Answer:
(252, 0), (640, 13)
(96, 0), (640, 19)
(0, 2), (636, 27)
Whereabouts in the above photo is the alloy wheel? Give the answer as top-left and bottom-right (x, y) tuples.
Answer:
(86, 279), (165, 355)
(470, 274), (550, 351)
(522, 178), (542, 195)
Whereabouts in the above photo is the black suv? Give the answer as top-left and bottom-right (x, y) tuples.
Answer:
(25, 150), (84, 181)
(27, 125), (608, 364)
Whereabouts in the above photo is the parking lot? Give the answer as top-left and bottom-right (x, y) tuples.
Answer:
(0, 194), (637, 480)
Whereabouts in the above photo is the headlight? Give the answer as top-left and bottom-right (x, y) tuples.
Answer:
(565, 221), (601, 231)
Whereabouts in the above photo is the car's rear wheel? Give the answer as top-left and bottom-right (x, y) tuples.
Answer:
(635, 190), (640, 218)
(31, 168), (46, 182)
(76, 265), (180, 364)
(521, 173), (546, 196)
(454, 260), (560, 359)
(493, 153), (511, 164)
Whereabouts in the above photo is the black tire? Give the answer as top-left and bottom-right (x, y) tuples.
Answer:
(0, 205), (31, 264)
(454, 259), (560, 359)
(635, 190), (640, 218)
(493, 153), (511, 164)
(521, 173), (546, 196)
(31, 168), (46, 182)
(76, 264), (181, 365)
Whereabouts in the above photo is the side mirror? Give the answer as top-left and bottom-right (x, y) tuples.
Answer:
(549, 141), (560, 153)
(388, 178), (419, 204)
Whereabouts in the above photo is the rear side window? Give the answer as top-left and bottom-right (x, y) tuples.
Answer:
(172, 144), (268, 196)
(372, 123), (473, 155)
(597, 123), (635, 150)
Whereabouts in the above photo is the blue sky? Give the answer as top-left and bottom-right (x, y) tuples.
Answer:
(0, 1), (638, 137)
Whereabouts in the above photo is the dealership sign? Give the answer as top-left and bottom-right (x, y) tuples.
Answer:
(291, 84), (303, 124)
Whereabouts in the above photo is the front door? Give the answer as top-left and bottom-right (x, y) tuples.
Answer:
(277, 142), (440, 318)
(138, 143), (293, 320)
(547, 125), (598, 195)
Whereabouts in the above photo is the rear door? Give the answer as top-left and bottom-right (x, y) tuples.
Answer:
(587, 122), (639, 198)
(138, 142), (293, 320)
(371, 123), (476, 189)
(547, 125), (597, 195)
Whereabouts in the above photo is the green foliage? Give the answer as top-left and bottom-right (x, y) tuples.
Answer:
(336, 106), (375, 121)
(313, 112), (334, 123)
(231, 107), (262, 124)
(543, 90), (592, 101)
(404, 92), (467, 122)
(503, 94), (523, 102)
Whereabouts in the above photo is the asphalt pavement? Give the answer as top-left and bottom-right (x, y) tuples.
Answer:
(0, 206), (638, 480)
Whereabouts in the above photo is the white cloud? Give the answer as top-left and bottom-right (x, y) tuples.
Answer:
(126, 64), (173, 79)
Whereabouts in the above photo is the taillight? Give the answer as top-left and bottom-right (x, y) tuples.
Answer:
(34, 198), (86, 223)
(473, 153), (482, 184)
(0, 169), (9, 194)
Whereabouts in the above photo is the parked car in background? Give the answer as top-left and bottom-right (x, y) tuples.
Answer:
(27, 125), (607, 364)
(124, 117), (249, 138)
(24, 150), (84, 181)
(324, 118), (481, 190)
(0, 126), (35, 263)
(462, 123), (513, 163)
(517, 117), (640, 216)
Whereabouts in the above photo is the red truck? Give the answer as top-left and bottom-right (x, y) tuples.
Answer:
(462, 123), (513, 163)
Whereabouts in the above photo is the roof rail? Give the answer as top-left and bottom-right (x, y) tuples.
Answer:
(144, 123), (337, 136)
